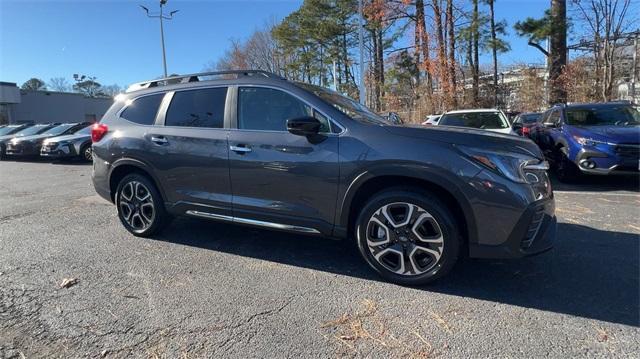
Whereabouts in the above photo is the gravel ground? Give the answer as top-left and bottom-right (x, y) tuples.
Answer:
(1, 160), (638, 358)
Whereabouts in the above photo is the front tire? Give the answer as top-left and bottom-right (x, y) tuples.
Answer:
(115, 174), (168, 237)
(556, 149), (580, 183)
(80, 143), (93, 162)
(355, 188), (461, 285)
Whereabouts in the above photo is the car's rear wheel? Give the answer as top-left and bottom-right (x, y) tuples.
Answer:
(115, 174), (168, 237)
(80, 143), (93, 162)
(355, 188), (461, 285)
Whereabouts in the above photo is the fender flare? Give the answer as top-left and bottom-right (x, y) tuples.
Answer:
(108, 157), (167, 202)
(337, 164), (478, 244)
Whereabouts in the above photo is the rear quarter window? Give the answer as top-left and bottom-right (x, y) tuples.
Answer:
(120, 94), (164, 125)
(165, 87), (227, 128)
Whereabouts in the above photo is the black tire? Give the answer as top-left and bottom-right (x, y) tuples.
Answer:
(79, 143), (93, 162)
(355, 187), (461, 286)
(115, 173), (168, 237)
(555, 148), (580, 183)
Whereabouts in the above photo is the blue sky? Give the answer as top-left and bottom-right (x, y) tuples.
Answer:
(0, 0), (549, 88)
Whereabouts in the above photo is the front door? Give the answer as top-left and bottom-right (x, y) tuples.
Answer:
(228, 86), (339, 235)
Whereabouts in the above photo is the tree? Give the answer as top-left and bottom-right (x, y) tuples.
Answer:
(484, 0), (510, 107)
(514, 10), (552, 56)
(48, 77), (71, 92)
(73, 74), (102, 98)
(101, 84), (123, 98)
(549, 0), (567, 104)
(21, 78), (46, 91)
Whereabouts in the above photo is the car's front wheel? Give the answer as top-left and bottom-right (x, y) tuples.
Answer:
(115, 174), (168, 237)
(355, 188), (461, 285)
(80, 143), (93, 162)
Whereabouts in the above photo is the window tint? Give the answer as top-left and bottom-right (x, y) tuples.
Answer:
(165, 87), (227, 128)
(120, 94), (164, 125)
(238, 87), (329, 132)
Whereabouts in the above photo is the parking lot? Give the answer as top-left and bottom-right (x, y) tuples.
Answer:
(0, 160), (638, 358)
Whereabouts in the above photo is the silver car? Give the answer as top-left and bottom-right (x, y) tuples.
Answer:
(40, 125), (93, 161)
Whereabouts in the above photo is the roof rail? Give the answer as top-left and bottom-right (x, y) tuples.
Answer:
(125, 70), (285, 93)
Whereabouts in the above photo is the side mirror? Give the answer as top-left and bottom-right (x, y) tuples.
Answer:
(287, 116), (322, 137)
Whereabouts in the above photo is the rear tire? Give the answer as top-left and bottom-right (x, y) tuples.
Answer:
(115, 174), (168, 237)
(355, 187), (461, 286)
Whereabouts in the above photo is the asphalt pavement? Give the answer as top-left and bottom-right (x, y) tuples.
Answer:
(1, 160), (638, 358)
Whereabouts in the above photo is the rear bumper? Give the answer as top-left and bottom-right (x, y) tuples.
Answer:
(469, 198), (556, 259)
(92, 154), (113, 203)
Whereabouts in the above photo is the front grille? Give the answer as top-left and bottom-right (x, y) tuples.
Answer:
(615, 144), (640, 160)
(522, 206), (545, 248)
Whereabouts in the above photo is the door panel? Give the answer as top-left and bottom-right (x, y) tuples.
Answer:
(144, 127), (231, 214)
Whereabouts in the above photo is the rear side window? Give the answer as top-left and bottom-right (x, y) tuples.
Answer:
(165, 87), (227, 128)
(120, 94), (164, 125)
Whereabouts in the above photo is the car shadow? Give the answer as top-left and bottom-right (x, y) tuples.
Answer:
(550, 172), (640, 192)
(155, 218), (639, 327)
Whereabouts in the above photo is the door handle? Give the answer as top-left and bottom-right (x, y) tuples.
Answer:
(150, 136), (168, 145)
(230, 145), (252, 154)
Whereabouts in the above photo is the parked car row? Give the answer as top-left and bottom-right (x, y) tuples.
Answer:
(423, 101), (639, 182)
(0, 122), (93, 161)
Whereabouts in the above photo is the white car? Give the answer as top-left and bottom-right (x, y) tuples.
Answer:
(436, 109), (516, 135)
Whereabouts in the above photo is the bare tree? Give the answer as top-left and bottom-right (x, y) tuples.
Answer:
(571, 0), (635, 100)
(48, 77), (71, 92)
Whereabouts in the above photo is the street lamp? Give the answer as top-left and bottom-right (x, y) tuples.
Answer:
(140, 0), (179, 78)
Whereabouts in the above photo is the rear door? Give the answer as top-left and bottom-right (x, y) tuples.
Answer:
(144, 87), (232, 216)
(227, 86), (340, 234)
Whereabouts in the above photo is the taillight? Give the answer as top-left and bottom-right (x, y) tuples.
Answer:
(522, 126), (530, 136)
(91, 123), (108, 142)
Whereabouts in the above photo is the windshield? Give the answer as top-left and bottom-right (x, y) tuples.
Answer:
(14, 125), (49, 137)
(565, 106), (640, 126)
(42, 124), (75, 136)
(520, 113), (541, 124)
(0, 126), (21, 136)
(439, 111), (509, 129)
(296, 83), (391, 125)
(74, 125), (92, 135)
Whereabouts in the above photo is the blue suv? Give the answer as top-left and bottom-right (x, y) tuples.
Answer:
(535, 102), (640, 182)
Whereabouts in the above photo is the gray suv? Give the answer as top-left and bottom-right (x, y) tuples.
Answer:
(91, 70), (556, 285)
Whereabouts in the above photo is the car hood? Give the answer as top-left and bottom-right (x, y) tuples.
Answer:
(385, 124), (543, 159)
(9, 133), (54, 143)
(571, 125), (640, 144)
(45, 133), (90, 143)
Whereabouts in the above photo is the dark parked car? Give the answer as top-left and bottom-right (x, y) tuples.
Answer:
(534, 102), (640, 182)
(91, 70), (555, 285)
(41, 125), (93, 161)
(0, 123), (52, 160)
(512, 112), (542, 138)
(6, 122), (89, 158)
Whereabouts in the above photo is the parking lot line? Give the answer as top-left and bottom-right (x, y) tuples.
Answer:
(553, 190), (639, 197)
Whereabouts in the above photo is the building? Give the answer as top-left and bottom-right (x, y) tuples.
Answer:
(0, 82), (113, 125)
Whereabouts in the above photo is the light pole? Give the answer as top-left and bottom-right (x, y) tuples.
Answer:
(140, 0), (179, 78)
(358, 0), (366, 105)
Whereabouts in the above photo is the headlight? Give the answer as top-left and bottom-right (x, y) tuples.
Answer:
(573, 136), (610, 146)
(458, 145), (549, 184)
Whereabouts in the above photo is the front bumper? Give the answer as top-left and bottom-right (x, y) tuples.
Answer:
(5, 143), (40, 156)
(469, 197), (556, 259)
(40, 143), (76, 158)
(574, 148), (639, 176)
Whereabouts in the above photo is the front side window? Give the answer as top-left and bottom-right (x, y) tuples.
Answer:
(238, 87), (330, 132)
(165, 87), (227, 128)
(120, 94), (164, 125)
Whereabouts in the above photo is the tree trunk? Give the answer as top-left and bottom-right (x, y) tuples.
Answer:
(489, 0), (498, 107)
(415, 0), (433, 104)
(472, 0), (480, 105)
(433, 0), (450, 109)
(549, 0), (567, 105)
(376, 29), (385, 108)
(446, 0), (457, 107)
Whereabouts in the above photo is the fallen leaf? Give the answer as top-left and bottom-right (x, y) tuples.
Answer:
(60, 278), (78, 288)
(339, 335), (355, 341)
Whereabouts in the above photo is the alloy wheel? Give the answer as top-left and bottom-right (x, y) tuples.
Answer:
(366, 202), (444, 276)
(83, 146), (93, 161)
(118, 181), (155, 232)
